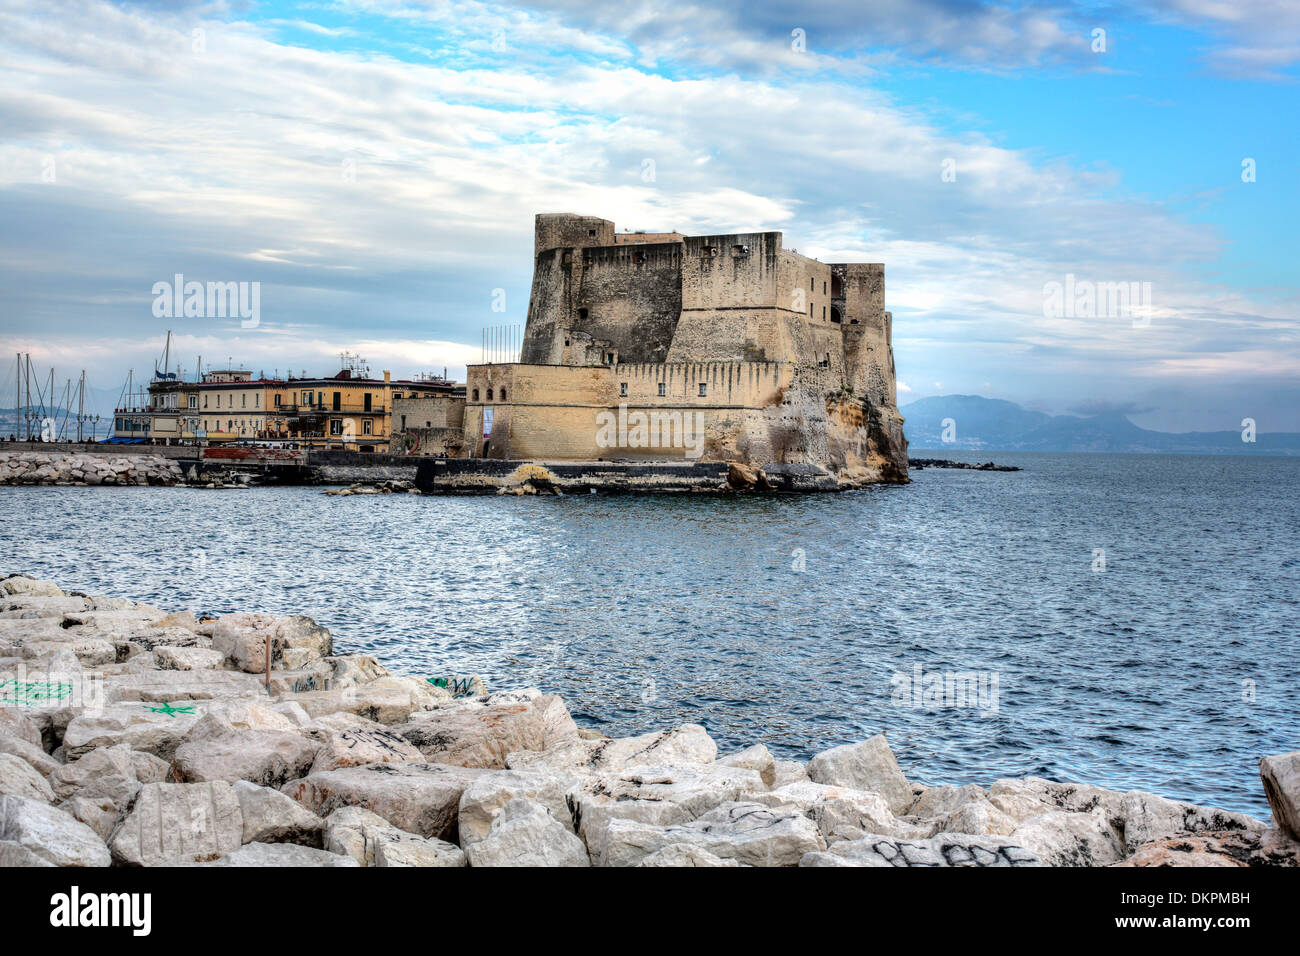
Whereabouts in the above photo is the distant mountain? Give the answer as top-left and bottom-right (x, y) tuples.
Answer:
(900, 395), (1300, 455)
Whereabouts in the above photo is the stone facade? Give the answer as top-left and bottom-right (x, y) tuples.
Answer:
(463, 214), (907, 486)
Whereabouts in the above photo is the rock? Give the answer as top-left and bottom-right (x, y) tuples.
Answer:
(0, 733), (60, 776)
(1115, 827), (1300, 868)
(586, 724), (717, 771)
(0, 752), (55, 802)
(308, 727), (425, 774)
(575, 763), (767, 861)
(1011, 809), (1124, 866)
(988, 777), (1126, 826)
(174, 729), (318, 788)
(458, 769), (577, 847)
(48, 744), (144, 805)
(0, 838), (56, 865)
(290, 677), (451, 725)
(637, 844), (745, 867)
(323, 805), (465, 867)
(232, 780), (324, 847)
(375, 836), (467, 867)
(104, 669), (268, 703)
(910, 784), (1018, 837)
(716, 743), (776, 788)
(212, 613), (332, 674)
(110, 781), (243, 866)
(393, 693), (579, 768)
(1119, 791), (1266, 855)
(1260, 752), (1300, 840)
(801, 832), (1039, 867)
(748, 781), (907, 841)
(464, 798), (589, 867)
(0, 708), (42, 748)
(806, 734), (913, 815)
(772, 759), (811, 788)
(283, 762), (486, 841)
(1, 576), (64, 597)
(198, 842), (358, 867)
(58, 794), (120, 842)
(596, 801), (824, 867)
(153, 647), (226, 671)
(910, 783), (989, 818)
(0, 794), (111, 866)
(131, 751), (171, 784)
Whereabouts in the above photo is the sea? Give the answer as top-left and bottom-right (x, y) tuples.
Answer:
(2, 450), (1295, 817)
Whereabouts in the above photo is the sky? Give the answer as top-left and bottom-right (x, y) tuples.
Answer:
(0, 0), (1297, 432)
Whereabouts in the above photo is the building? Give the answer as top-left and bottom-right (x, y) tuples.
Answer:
(124, 363), (451, 453)
(459, 213), (907, 484)
(281, 368), (451, 453)
(391, 384), (466, 456)
(195, 369), (288, 444)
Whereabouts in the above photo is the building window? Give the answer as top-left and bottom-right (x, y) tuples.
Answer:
(472, 389), (479, 401)
(330, 420), (343, 436)
(499, 388), (506, 401)
(400, 415), (406, 430)
(620, 383), (628, 397)
(362, 420), (372, 435)
(810, 278), (814, 291)
(606, 353), (614, 364)
(487, 388), (493, 401)
(657, 382), (666, 397)
(188, 396), (197, 409)
(241, 395), (246, 408)
(698, 382), (707, 397)
(588, 229), (595, 237)
(274, 394), (281, 407)
(578, 308), (588, 320)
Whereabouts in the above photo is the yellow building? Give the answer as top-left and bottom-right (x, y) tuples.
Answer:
(284, 369), (448, 453)
(193, 370), (290, 444)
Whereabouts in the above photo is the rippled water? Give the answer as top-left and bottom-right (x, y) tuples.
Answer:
(2, 452), (1296, 817)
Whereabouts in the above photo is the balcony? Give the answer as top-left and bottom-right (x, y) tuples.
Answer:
(273, 404), (385, 415)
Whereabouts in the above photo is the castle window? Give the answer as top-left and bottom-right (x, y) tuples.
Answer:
(823, 306), (826, 320)
(810, 278), (815, 291)
(620, 383), (628, 397)
(698, 382), (707, 397)
(657, 382), (666, 397)
(499, 388), (506, 401)
(487, 388), (493, 400)
(606, 353), (614, 364)
(588, 229), (595, 237)
(824, 281), (827, 294)
(578, 308), (588, 320)
(472, 389), (479, 401)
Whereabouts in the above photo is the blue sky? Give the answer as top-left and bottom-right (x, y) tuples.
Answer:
(1, 0), (1297, 431)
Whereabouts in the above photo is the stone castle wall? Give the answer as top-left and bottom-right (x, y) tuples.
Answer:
(471, 213), (909, 485)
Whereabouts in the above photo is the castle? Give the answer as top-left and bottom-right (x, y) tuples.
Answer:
(461, 214), (908, 485)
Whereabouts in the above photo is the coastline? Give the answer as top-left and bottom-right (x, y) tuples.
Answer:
(0, 448), (909, 493)
(1, 573), (1296, 867)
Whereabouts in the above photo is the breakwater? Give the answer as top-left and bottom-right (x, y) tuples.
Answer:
(0, 573), (1296, 867)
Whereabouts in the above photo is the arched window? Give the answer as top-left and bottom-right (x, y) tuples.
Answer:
(487, 388), (494, 400)
(472, 389), (479, 401)
(499, 388), (506, 401)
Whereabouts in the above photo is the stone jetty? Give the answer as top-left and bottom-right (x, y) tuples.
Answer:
(0, 452), (185, 486)
(0, 572), (1296, 867)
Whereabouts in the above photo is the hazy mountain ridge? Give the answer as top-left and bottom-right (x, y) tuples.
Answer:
(902, 395), (1300, 454)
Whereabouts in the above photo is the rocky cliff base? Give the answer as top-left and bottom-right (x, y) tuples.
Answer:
(1, 573), (1296, 868)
